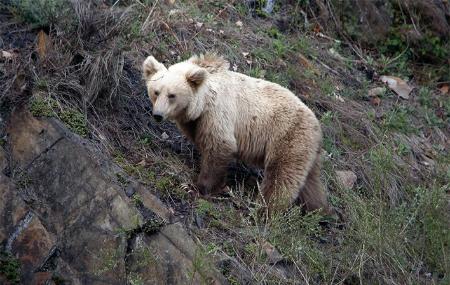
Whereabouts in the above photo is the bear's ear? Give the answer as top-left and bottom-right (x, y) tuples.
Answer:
(142, 56), (166, 80)
(186, 67), (207, 88)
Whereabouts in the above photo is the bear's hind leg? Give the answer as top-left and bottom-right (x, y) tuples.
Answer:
(260, 158), (310, 215)
(297, 155), (330, 214)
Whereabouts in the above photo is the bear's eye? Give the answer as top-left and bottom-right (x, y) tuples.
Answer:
(168, 94), (176, 99)
(154, 91), (160, 97)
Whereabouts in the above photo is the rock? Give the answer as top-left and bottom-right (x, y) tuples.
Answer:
(128, 223), (227, 284)
(367, 87), (386, 97)
(10, 214), (56, 281)
(214, 252), (253, 284)
(161, 132), (169, 140)
(7, 110), (65, 168)
(1, 50), (18, 60)
(380, 75), (413, 99)
(261, 241), (283, 264)
(335, 170), (357, 189)
(0, 147), (7, 172)
(1, 110), (227, 284)
(0, 173), (29, 249)
(135, 185), (174, 223)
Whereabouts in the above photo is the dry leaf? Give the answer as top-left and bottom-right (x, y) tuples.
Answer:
(37, 30), (51, 60)
(368, 87), (386, 97)
(439, 84), (449, 95)
(298, 53), (312, 68)
(370, 96), (381, 106)
(380, 75), (413, 99)
(313, 23), (321, 33)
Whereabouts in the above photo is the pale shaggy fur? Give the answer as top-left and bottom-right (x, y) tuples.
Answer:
(142, 54), (330, 214)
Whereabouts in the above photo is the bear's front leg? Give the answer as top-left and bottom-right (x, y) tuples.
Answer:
(196, 149), (234, 196)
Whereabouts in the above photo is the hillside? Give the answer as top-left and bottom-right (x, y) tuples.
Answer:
(0, 1), (449, 284)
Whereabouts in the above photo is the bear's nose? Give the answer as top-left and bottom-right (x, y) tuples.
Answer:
(153, 114), (163, 122)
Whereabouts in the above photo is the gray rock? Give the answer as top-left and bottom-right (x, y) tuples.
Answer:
(0, 110), (226, 284)
(335, 170), (357, 189)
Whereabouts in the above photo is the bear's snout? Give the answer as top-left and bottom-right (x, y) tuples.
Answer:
(153, 113), (163, 122)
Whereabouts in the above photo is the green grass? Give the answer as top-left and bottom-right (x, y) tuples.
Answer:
(8, 0), (71, 28)
(381, 106), (417, 134)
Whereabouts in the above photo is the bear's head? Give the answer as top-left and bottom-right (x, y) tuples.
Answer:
(142, 56), (208, 123)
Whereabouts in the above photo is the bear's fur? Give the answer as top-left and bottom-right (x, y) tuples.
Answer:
(142, 54), (330, 214)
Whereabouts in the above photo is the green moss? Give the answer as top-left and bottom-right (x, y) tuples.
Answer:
(16, 172), (32, 189)
(59, 109), (88, 137)
(0, 251), (21, 284)
(29, 97), (57, 117)
(29, 97), (89, 137)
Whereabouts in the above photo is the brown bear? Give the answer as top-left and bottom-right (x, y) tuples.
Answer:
(142, 54), (330, 215)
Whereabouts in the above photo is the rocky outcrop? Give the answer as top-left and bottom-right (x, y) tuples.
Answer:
(0, 110), (227, 284)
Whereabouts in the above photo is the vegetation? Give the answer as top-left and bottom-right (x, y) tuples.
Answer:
(1, 0), (448, 284)
(29, 97), (88, 137)
(0, 251), (21, 284)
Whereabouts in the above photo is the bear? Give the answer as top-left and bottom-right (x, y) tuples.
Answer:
(142, 54), (330, 215)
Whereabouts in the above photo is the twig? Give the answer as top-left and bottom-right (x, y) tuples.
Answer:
(161, 21), (186, 52)
(140, 0), (159, 32)
(310, 55), (340, 76)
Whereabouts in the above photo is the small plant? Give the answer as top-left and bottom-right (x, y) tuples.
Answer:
(116, 173), (129, 185)
(127, 273), (144, 285)
(155, 176), (173, 191)
(189, 247), (215, 284)
(196, 199), (220, 219)
(142, 217), (165, 235)
(0, 251), (21, 284)
(131, 194), (143, 206)
(320, 111), (334, 126)
(95, 248), (122, 276)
